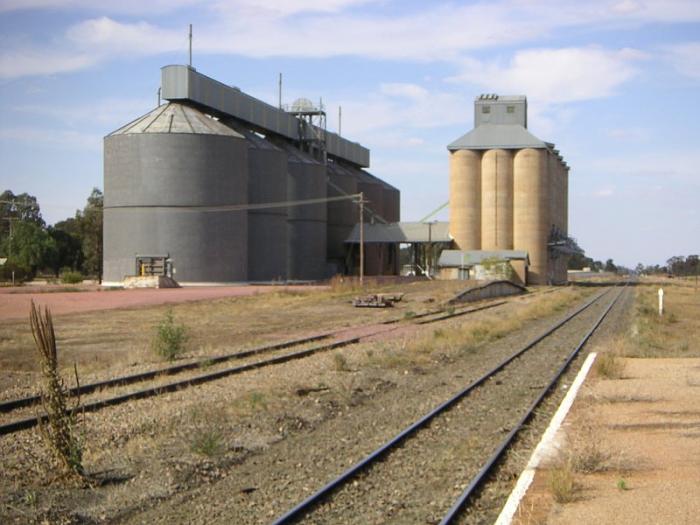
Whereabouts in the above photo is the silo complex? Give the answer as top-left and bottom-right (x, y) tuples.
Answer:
(104, 103), (248, 284)
(282, 144), (328, 281)
(481, 149), (513, 250)
(326, 160), (358, 274)
(236, 129), (288, 282)
(103, 65), (400, 285)
(449, 150), (481, 250)
(447, 95), (570, 284)
(513, 148), (548, 283)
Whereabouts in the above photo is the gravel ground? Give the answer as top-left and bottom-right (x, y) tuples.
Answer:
(0, 286), (608, 524)
(282, 288), (625, 524)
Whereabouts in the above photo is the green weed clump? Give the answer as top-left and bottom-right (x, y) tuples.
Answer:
(151, 309), (188, 361)
(191, 428), (224, 457)
(59, 270), (83, 284)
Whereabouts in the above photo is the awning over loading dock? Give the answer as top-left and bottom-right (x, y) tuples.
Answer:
(345, 221), (451, 244)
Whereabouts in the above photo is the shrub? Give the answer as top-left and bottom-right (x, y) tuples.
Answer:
(151, 309), (188, 361)
(60, 270), (83, 284)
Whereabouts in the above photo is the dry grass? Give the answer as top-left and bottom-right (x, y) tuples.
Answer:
(624, 283), (700, 358)
(364, 287), (589, 370)
(30, 301), (86, 485)
(0, 280), (470, 397)
(595, 352), (626, 379)
(548, 461), (578, 503)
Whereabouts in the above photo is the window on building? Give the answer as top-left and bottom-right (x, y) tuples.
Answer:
(506, 105), (515, 113)
(482, 106), (491, 114)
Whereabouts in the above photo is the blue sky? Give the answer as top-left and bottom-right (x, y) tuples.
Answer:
(1, 0), (698, 267)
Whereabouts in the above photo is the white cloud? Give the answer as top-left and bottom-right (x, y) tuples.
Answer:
(0, 126), (101, 151)
(605, 127), (651, 141)
(449, 47), (644, 105)
(13, 97), (156, 128)
(66, 17), (185, 56)
(379, 83), (429, 100)
(0, 0), (206, 15)
(664, 42), (700, 80)
(5, 1), (700, 79)
(0, 48), (95, 79)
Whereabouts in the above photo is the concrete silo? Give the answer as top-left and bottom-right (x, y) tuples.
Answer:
(513, 148), (549, 284)
(449, 149), (481, 250)
(234, 128), (288, 282)
(447, 94), (572, 285)
(281, 143), (328, 281)
(103, 102), (248, 284)
(480, 149), (513, 250)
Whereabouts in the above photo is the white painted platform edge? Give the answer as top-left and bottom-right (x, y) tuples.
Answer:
(494, 352), (598, 525)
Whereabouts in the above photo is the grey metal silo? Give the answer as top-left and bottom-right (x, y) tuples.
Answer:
(277, 143), (327, 281)
(326, 159), (358, 273)
(103, 102), (248, 284)
(229, 127), (288, 282)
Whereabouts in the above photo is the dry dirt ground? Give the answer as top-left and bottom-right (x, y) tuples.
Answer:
(512, 280), (700, 525)
(0, 284), (327, 320)
(1, 280), (596, 524)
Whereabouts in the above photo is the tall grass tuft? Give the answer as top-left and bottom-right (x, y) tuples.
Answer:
(30, 300), (86, 485)
(151, 309), (188, 361)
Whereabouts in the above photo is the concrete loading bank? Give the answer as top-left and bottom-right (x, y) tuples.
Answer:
(103, 65), (399, 285)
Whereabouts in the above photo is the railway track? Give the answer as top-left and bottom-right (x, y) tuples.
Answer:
(270, 284), (626, 524)
(0, 291), (526, 436)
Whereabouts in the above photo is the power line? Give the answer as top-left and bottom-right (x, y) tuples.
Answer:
(103, 194), (362, 213)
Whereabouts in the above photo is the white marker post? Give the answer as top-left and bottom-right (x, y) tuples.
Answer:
(658, 287), (664, 316)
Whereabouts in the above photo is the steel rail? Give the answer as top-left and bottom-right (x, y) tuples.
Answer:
(0, 293), (517, 415)
(0, 332), (332, 413)
(270, 286), (614, 524)
(0, 293), (519, 436)
(439, 283), (627, 524)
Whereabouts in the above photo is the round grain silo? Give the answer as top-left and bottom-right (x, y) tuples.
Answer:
(103, 102), (248, 284)
(449, 149), (481, 250)
(356, 171), (385, 223)
(513, 148), (549, 284)
(234, 129), (288, 282)
(381, 184), (400, 223)
(326, 160), (358, 271)
(283, 145), (327, 281)
(563, 165), (569, 234)
(355, 170), (386, 275)
(480, 149), (513, 250)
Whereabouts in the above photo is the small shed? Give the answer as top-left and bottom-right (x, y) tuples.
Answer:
(437, 250), (530, 285)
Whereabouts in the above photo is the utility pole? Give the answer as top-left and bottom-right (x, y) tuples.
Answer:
(359, 192), (365, 285)
(338, 106), (342, 136)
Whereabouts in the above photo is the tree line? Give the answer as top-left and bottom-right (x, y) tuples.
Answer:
(0, 189), (103, 282)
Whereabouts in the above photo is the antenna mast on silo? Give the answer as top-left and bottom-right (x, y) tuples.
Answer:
(278, 73), (283, 109)
(188, 24), (193, 67)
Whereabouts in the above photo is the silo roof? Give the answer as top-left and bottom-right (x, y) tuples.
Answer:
(108, 102), (243, 137)
(447, 123), (547, 151)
